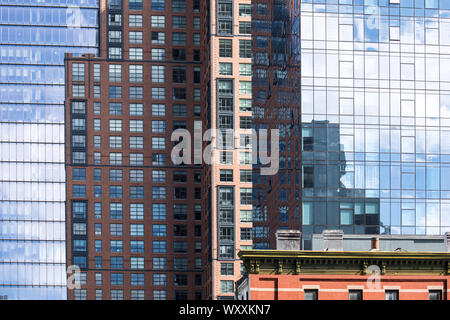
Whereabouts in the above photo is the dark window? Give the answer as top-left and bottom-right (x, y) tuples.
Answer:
(349, 290), (362, 300)
(304, 290), (318, 300)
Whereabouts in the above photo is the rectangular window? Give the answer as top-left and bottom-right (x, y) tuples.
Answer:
(304, 290), (318, 300)
(219, 39), (232, 57)
(349, 290), (362, 300)
(239, 40), (252, 58)
(72, 63), (85, 81)
(385, 290), (399, 300)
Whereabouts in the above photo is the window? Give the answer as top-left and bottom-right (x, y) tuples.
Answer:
(240, 210), (252, 223)
(154, 290), (167, 300)
(219, 39), (232, 57)
(128, 103), (143, 116)
(129, 65), (143, 83)
(172, 67), (186, 83)
(109, 152), (122, 165)
(429, 290), (442, 300)
(114, 266), (127, 281)
(174, 274), (188, 286)
(239, 40), (251, 58)
(110, 203), (123, 219)
(151, 16), (165, 28)
(220, 263), (234, 276)
(193, 17), (200, 29)
(127, 31), (142, 45)
(220, 169), (233, 182)
(110, 186), (123, 199)
(108, 47), (122, 59)
(130, 120), (143, 132)
(239, 22), (251, 34)
(152, 187), (166, 199)
(129, 65), (144, 83)
(173, 48), (186, 61)
(109, 136), (122, 149)
(129, 225), (144, 238)
(218, 20), (232, 35)
(152, 66), (165, 83)
(239, 63), (252, 76)
(108, 30), (122, 43)
(152, 170), (166, 183)
(220, 280), (234, 293)
(174, 204), (187, 220)
(109, 65), (122, 82)
(130, 170), (144, 182)
(129, 0), (143, 10)
(131, 257), (145, 269)
(109, 86), (122, 98)
(151, 31), (165, 44)
(108, 14), (122, 26)
(174, 187), (187, 199)
(152, 103), (166, 117)
(111, 290), (123, 300)
(149, 0), (165, 10)
(131, 290), (145, 300)
(349, 290), (362, 300)
(304, 290), (318, 300)
(72, 63), (85, 81)
(74, 289), (87, 300)
(130, 153), (144, 166)
(152, 48), (165, 61)
(153, 241), (167, 253)
(108, 0), (122, 10)
(129, 48), (143, 60)
(240, 170), (252, 182)
(239, 116), (252, 129)
(153, 274), (167, 286)
(125, 88), (141, 101)
(110, 257), (123, 269)
(110, 223), (123, 236)
(131, 273), (145, 286)
(172, 32), (186, 45)
(239, 4), (251, 17)
(110, 240), (123, 253)
(173, 88), (186, 100)
(152, 87), (166, 100)
(72, 85), (85, 97)
(172, 16), (186, 29)
(153, 204), (167, 220)
(385, 290), (399, 300)
(129, 15), (142, 28)
(73, 223), (87, 236)
(240, 228), (252, 241)
(130, 186), (144, 198)
(129, 136), (144, 149)
(73, 185), (86, 198)
(73, 168), (86, 181)
(219, 63), (232, 75)
(173, 104), (187, 117)
(172, 0), (186, 11)
(130, 203), (144, 220)
(109, 169), (122, 182)
(239, 81), (252, 95)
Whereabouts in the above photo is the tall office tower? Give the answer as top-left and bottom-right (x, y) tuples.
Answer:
(65, 0), (204, 300)
(0, 0), (98, 299)
(251, 0), (302, 249)
(202, 0), (256, 300)
(299, 0), (450, 249)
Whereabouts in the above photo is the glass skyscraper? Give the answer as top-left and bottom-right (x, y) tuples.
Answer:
(0, 0), (98, 299)
(300, 0), (450, 248)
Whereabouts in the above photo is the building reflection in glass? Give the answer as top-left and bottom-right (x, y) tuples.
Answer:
(0, 0), (98, 299)
(300, 0), (450, 248)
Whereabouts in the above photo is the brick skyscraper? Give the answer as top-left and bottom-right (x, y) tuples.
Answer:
(65, 0), (204, 300)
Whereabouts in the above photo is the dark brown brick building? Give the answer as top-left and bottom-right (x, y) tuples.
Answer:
(65, 0), (204, 300)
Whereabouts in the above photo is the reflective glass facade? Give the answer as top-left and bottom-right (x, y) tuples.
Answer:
(300, 0), (450, 248)
(0, 0), (98, 299)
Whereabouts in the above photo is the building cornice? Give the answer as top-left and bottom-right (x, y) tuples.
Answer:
(238, 250), (450, 276)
